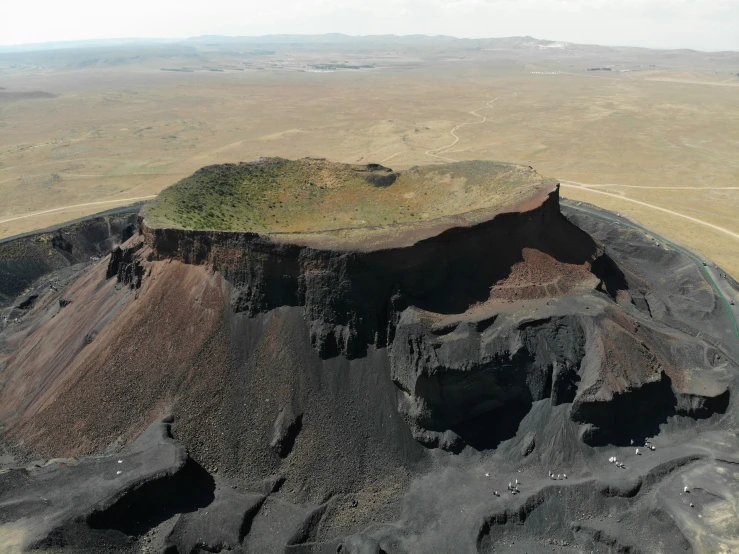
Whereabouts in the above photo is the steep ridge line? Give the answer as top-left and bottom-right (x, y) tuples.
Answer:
(424, 98), (499, 163)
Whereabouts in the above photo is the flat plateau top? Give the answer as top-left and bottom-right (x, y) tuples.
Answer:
(142, 158), (556, 249)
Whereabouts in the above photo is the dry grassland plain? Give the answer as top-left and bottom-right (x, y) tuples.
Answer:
(1, 38), (738, 275)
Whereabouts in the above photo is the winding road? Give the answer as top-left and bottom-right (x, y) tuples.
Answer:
(424, 98), (499, 163)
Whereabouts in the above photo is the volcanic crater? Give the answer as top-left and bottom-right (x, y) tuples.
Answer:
(0, 158), (738, 554)
(143, 158), (553, 239)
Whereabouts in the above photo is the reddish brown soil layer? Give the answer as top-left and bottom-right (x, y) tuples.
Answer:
(0, 190), (736, 554)
(0, 165), (732, 532)
(490, 247), (598, 301)
(1, 244), (231, 456)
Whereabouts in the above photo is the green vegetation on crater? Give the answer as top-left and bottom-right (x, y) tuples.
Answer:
(142, 157), (553, 235)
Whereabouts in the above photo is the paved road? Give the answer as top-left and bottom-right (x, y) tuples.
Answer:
(562, 199), (739, 344)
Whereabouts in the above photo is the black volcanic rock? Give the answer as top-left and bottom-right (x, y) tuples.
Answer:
(390, 312), (586, 450)
(106, 242), (145, 289)
(270, 405), (304, 458)
(0, 162), (737, 553)
(0, 422), (197, 552)
(163, 488), (265, 553)
(0, 208), (139, 309)
(139, 180), (607, 360)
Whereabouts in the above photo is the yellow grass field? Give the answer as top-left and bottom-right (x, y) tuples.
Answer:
(1, 38), (738, 275)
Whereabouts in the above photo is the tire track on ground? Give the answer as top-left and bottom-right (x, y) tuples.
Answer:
(0, 196), (157, 225)
(560, 182), (739, 242)
(424, 98), (499, 163)
(563, 180), (739, 191)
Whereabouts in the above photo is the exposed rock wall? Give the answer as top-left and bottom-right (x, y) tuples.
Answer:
(0, 210), (138, 308)
(136, 186), (732, 451)
(390, 312), (585, 449)
(106, 242), (145, 289)
(570, 308), (731, 446)
(1, 183), (732, 467)
(140, 187), (607, 359)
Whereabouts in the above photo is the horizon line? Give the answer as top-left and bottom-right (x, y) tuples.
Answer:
(1, 33), (736, 54)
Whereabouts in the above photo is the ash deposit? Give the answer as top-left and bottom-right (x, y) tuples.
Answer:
(0, 158), (738, 554)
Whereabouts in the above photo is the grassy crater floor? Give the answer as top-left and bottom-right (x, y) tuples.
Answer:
(142, 157), (554, 234)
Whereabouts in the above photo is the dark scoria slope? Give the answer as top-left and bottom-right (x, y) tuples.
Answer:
(0, 160), (738, 553)
(0, 206), (140, 310)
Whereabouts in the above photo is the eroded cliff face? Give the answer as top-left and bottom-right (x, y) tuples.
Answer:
(1, 184), (737, 553)
(390, 312), (585, 451)
(1, 181), (731, 466)
(389, 301), (731, 451)
(0, 210), (138, 309)
(140, 187), (605, 358)
(132, 185), (731, 451)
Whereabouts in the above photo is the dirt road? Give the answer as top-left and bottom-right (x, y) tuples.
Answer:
(0, 196), (157, 226)
(560, 182), (739, 242)
(425, 99), (498, 162)
(563, 180), (739, 191)
(562, 199), (739, 344)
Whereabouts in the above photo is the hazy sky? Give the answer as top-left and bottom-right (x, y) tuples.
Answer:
(2, 0), (738, 51)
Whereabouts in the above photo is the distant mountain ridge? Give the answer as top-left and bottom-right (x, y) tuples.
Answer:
(0, 37), (175, 53)
(2, 33), (734, 54)
(0, 34), (556, 53)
